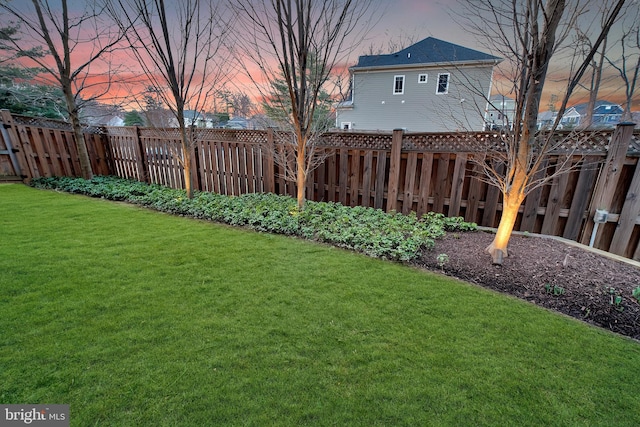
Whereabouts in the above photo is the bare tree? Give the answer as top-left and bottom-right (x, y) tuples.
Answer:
(0, 0), (128, 179)
(219, 89), (256, 119)
(606, 2), (639, 121)
(106, 0), (233, 198)
(573, 1), (618, 128)
(232, 0), (375, 210)
(459, 0), (626, 264)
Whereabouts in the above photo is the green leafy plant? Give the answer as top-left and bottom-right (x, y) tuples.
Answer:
(436, 253), (449, 268)
(632, 286), (640, 303)
(545, 283), (565, 296)
(608, 287), (624, 312)
(30, 176), (478, 262)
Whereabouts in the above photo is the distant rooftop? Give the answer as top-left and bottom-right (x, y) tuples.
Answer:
(353, 37), (501, 69)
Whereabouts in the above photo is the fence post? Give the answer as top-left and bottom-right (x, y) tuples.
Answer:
(132, 126), (150, 184)
(264, 128), (276, 193)
(100, 129), (116, 175)
(191, 128), (201, 192)
(580, 122), (636, 247)
(0, 110), (31, 179)
(386, 129), (403, 212)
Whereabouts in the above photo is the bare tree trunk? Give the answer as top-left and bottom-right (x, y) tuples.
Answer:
(64, 90), (93, 179)
(582, 38), (607, 129)
(486, 171), (526, 263)
(296, 132), (307, 210)
(179, 124), (194, 199)
(233, 0), (374, 210)
(183, 145), (193, 198)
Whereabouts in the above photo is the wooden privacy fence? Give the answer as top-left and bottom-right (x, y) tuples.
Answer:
(0, 110), (111, 180)
(1, 109), (639, 260)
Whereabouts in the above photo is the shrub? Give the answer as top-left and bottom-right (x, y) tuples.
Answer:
(30, 176), (477, 262)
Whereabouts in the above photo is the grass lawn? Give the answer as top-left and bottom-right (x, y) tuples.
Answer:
(1, 184), (639, 426)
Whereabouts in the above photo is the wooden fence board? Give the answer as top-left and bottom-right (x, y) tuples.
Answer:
(581, 123), (635, 246)
(541, 158), (570, 235)
(42, 129), (62, 176)
(349, 149), (360, 207)
(338, 148), (348, 205)
(53, 130), (72, 176)
(361, 150), (373, 207)
(465, 158), (484, 224)
(417, 153), (434, 216)
(563, 157), (599, 240)
(519, 160), (548, 232)
(28, 127), (51, 177)
(386, 130), (403, 212)
(403, 152), (418, 214)
(433, 153), (450, 214)
(448, 153), (467, 217)
(610, 162), (640, 256)
(374, 150), (386, 210)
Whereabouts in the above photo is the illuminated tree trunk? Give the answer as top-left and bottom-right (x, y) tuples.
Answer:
(486, 164), (527, 264)
(296, 130), (307, 210)
(182, 142), (193, 199)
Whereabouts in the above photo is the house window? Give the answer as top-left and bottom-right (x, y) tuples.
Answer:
(436, 73), (450, 94)
(341, 122), (352, 130)
(393, 75), (405, 94)
(418, 74), (428, 84)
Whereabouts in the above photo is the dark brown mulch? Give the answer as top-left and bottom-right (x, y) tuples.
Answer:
(412, 230), (640, 340)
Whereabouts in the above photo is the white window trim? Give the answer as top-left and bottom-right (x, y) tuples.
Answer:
(341, 122), (352, 130)
(436, 73), (450, 94)
(418, 74), (428, 84)
(393, 75), (405, 95)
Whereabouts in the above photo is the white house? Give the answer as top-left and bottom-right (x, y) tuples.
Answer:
(336, 37), (502, 132)
(537, 101), (625, 130)
(484, 95), (516, 130)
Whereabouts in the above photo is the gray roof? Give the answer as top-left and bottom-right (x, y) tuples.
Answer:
(353, 37), (501, 69)
(572, 100), (622, 116)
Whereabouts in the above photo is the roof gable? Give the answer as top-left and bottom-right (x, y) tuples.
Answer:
(354, 37), (501, 69)
(572, 100), (622, 116)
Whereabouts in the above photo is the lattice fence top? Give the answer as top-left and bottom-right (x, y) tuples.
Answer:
(316, 129), (633, 154)
(98, 126), (640, 155)
(319, 131), (394, 150)
(11, 114), (73, 130)
(9, 114), (108, 134)
(108, 127), (138, 137)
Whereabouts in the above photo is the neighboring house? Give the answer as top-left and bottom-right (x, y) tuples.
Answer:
(589, 102), (624, 128)
(537, 109), (580, 130)
(536, 110), (556, 130)
(170, 110), (216, 128)
(484, 95), (516, 130)
(106, 115), (125, 127)
(559, 107), (582, 128)
(537, 101), (624, 130)
(225, 117), (248, 129)
(80, 101), (124, 126)
(335, 37), (502, 132)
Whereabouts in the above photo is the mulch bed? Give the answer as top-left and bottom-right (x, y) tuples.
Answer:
(413, 230), (640, 340)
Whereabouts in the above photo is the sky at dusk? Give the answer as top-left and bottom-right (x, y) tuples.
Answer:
(2, 0), (635, 113)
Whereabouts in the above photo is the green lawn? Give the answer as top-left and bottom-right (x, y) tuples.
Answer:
(1, 184), (639, 426)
